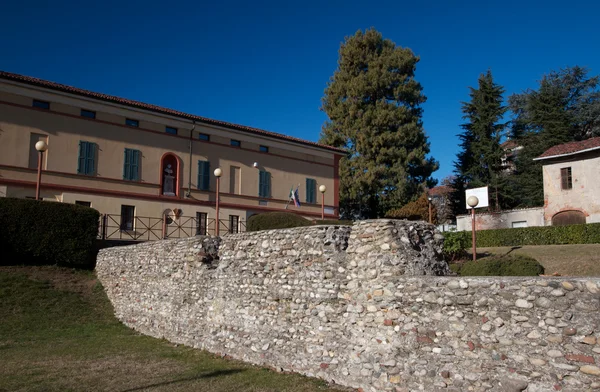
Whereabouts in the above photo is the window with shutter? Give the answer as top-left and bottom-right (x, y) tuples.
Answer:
(259, 171), (271, 198)
(197, 160), (210, 191)
(306, 178), (316, 203)
(77, 141), (96, 175)
(123, 148), (141, 180)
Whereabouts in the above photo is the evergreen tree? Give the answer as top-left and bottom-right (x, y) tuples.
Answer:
(452, 70), (508, 215)
(509, 66), (600, 207)
(320, 28), (438, 219)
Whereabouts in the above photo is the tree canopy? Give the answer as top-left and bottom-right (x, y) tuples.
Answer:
(508, 66), (600, 207)
(452, 70), (510, 214)
(320, 28), (438, 219)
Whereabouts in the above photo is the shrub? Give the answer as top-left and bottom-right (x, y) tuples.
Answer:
(385, 192), (437, 223)
(443, 231), (469, 261)
(314, 219), (354, 226)
(247, 212), (313, 231)
(247, 213), (353, 232)
(458, 254), (545, 276)
(0, 198), (100, 269)
(444, 223), (600, 248)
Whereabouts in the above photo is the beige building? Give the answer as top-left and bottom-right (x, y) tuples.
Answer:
(534, 137), (600, 225)
(0, 71), (344, 238)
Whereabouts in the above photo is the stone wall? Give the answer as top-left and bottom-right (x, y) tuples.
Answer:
(456, 207), (545, 231)
(96, 220), (600, 392)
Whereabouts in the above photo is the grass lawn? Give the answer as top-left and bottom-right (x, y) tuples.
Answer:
(0, 266), (348, 392)
(472, 244), (600, 276)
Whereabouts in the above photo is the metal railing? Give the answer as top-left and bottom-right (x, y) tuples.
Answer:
(98, 214), (246, 241)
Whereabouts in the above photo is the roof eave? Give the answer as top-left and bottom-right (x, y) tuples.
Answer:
(534, 145), (600, 161)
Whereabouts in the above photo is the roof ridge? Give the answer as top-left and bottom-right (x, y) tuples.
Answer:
(0, 70), (346, 154)
(537, 136), (600, 160)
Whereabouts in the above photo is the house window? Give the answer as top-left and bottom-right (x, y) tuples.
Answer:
(229, 215), (239, 234)
(32, 99), (50, 110)
(125, 118), (139, 127)
(166, 126), (178, 135)
(230, 139), (241, 147)
(259, 145), (269, 153)
(258, 170), (271, 198)
(561, 167), (572, 190)
(123, 148), (141, 181)
(196, 212), (208, 235)
(77, 141), (96, 175)
(75, 201), (91, 207)
(199, 133), (210, 141)
(120, 205), (135, 231)
(306, 178), (317, 203)
(80, 109), (96, 119)
(197, 160), (210, 191)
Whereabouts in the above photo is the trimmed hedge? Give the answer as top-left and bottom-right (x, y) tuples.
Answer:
(444, 223), (600, 249)
(247, 212), (352, 232)
(456, 255), (545, 276)
(0, 198), (100, 269)
(247, 212), (313, 231)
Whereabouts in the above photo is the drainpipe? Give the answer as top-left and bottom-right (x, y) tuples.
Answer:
(186, 120), (196, 197)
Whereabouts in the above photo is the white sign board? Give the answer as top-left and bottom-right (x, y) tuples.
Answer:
(465, 186), (489, 209)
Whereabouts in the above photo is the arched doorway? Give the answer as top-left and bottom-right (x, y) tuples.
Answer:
(160, 153), (180, 197)
(552, 210), (586, 226)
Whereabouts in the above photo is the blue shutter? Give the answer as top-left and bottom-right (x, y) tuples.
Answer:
(306, 178), (316, 203)
(258, 171), (265, 197)
(197, 161), (210, 191)
(86, 142), (96, 175)
(266, 172), (271, 198)
(123, 149), (130, 180)
(77, 141), (86, 174)
(131, 150), (140, 181)
(203, 161), (210, 190)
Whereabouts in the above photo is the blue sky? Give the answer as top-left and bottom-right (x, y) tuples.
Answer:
(2, 0), (599, 181)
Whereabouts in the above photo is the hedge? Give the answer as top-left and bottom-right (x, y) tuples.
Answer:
(455, 254), (545, 276)
(0, 198), (100, 269)
(444, 223), (600, 249)
(247, 212), (352, 232)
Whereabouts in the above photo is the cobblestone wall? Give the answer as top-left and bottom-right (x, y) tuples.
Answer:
(96, 220), (600, 392)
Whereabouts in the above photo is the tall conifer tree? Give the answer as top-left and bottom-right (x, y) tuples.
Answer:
(320, 28), (438, 218)
(452, 70), (508, 214)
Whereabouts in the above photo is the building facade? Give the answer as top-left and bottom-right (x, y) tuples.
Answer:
(0, 71), (344, 238)
(535, 137), (600, 225)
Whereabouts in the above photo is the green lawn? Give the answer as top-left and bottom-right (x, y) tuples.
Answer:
(0, 266), (348, 392)
(472, 243), (600, 276)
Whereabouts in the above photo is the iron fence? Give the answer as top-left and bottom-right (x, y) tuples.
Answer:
(98, 214), (246, 241)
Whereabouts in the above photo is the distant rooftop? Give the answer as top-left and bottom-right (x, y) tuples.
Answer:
(535, 137), (600, 160)
(0, 70), (346, 155)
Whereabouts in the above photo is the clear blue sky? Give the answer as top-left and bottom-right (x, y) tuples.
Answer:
(2, 0), (599, 181)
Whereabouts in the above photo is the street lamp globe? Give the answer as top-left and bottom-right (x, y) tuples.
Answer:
(213, 168), (222, 177)
(467, 195), (479, 208)
(35, 140), (48, 152)
(319, 185), (327, 194)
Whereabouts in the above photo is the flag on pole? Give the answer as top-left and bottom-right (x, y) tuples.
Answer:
(289, 185), (301, 208)
(293, 186), (301, 208)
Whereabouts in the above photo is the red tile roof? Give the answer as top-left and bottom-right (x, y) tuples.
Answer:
(500, 139), (518, 150)
(0, 71), (346, 154)
(536, 137), (600, 160)
(428, 185), (453, 196)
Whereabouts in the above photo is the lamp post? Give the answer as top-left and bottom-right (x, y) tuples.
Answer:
(214, 168), (222, 236)
(467, 195), (479, 261)
(428, 196), (433, 224)
(319, 185), (327, 220)
(35, 140), (48, 200)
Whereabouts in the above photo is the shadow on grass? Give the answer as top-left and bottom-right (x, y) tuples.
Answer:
(120, 369), (246, 391)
